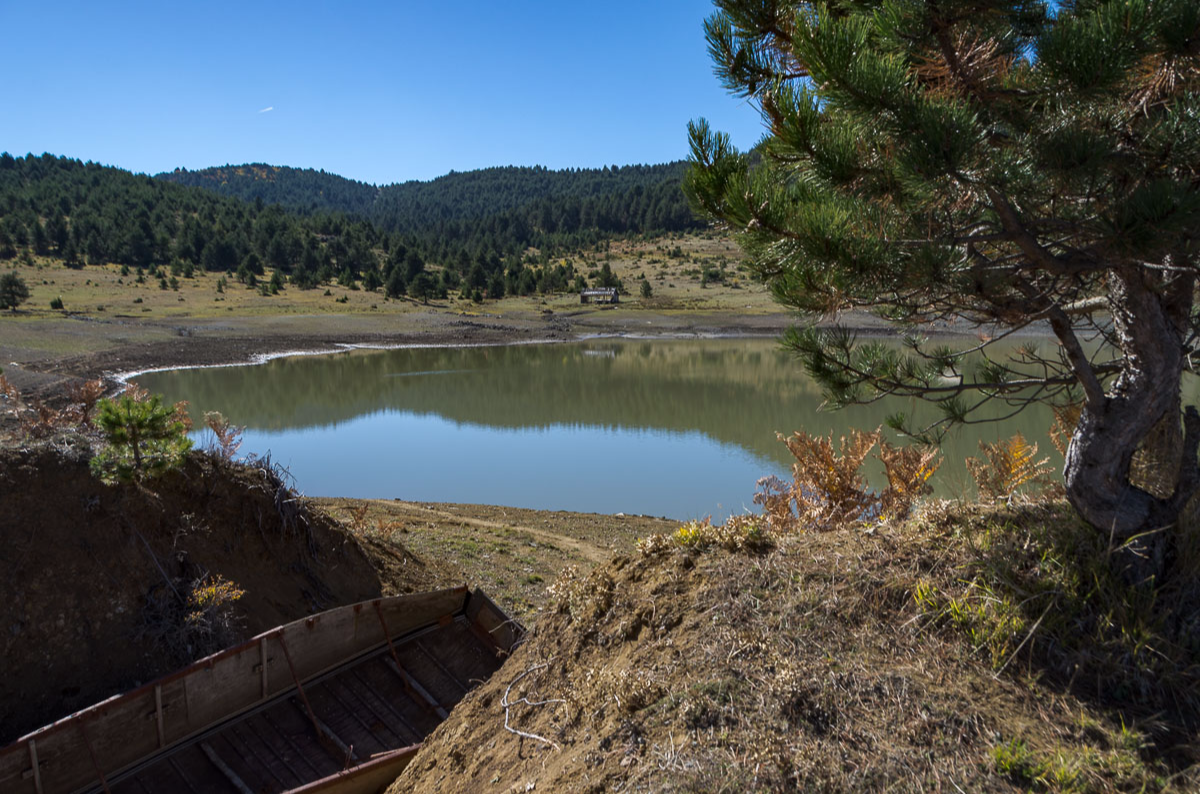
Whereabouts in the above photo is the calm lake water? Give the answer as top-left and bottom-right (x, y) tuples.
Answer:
(135, 338), (1063, 520)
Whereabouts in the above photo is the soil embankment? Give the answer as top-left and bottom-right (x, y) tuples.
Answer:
(0, 442), (447, 744)
(391, 510), (1199, 792)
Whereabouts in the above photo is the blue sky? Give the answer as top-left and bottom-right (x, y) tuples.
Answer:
(0, 1), (763, 184)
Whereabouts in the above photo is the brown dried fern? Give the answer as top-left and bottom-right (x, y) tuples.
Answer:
(2, 375), (106, 437)
(780, 428), (881, 530)
(203, 411), (244, 461)
(343, 504), (371, 533)
(755, 428), (943, 531)
(0, 375), (20, 412)
(966, 433), (1053, 502)
(877, 441), (941, 522)
(64, 378), (106, 427)
(171, 401), (193, 433)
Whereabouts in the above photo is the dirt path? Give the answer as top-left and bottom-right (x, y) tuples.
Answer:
(372, 499), (611, 563)
(313, 497), (677, 619)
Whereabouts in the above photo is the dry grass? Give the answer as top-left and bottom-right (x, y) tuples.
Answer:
(311, 497), (678, 619)
(3, 232), (770, 327)
(5, 256), (419, 320)
(397, 498), (1199, 793)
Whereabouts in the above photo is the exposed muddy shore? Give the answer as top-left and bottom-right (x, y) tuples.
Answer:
(1, 304), (1017, 404)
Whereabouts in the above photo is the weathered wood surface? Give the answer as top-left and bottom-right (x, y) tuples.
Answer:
(0, 587), (519, 794)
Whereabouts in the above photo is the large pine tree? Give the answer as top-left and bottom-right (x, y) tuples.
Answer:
(685, 0), (1200, 579)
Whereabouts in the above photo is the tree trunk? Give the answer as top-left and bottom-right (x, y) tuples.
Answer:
(1061, 268), (1199, 584)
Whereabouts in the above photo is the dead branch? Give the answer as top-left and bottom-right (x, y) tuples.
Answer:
(501, 661), (566, 750)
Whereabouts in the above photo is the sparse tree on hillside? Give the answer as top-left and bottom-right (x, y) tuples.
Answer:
(386, 268), (408, 298)
(686, 0), (1200, 579)
(466, 262), (488, 292)
(0, 272), (30, 310)
(410, 272), (436, 305)
(597, 262), (619, 289)
(488, 272), (506, 300)
(404, 250), (426, 282)
(30, 218), (48, 255)
(363, 267), (382, 292)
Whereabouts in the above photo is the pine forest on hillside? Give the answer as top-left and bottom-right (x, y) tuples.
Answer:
(0, 153), (703, 300)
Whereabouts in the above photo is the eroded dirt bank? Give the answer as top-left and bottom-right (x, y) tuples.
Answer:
(0, 442), (448, 744)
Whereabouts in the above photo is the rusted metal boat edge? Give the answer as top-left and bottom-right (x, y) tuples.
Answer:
(0, 586), (521, 794)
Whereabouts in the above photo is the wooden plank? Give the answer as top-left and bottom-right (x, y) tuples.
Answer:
(258, 707), (336, 780)
(166, 755), (202, 794)
(259, 637), (269, 701)
(0, 741), (33, 791)
(11, 690), (159, 794)
(224, 722), (296, 791)
(199, 742), (254, 794)
(29, 738), (41, 794)
(268, 589), (469, 700)
(281, 745), (421, 794)
(314, 679), (394, 756)
(327, 674), (408, 747)
(382, 657), (449, 720)
(306, 705), (358, 766)
(348, 661), (433, 741)
(109, 751), (189, 794)
(420, 623), (504, 692)
(182, 643), (263, 735)
(466, 588), (523, 654)
(155, 679), (188, 751)
(153, 686), (164, 749)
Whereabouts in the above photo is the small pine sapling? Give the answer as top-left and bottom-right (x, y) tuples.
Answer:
(90, 394), (193, 483)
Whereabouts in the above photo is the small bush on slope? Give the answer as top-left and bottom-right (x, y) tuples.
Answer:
(89, 392), (193, 483)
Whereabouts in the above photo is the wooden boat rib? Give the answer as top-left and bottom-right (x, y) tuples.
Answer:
(0, 587), (521, 794)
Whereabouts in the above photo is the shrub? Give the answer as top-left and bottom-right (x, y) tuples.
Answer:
(637, 516), (769, 557)
(141, 574), (245, 663)
(966, 433), (1054, 502)
(761, 428), (940, 532)
(49, 295), (63, 310)
(90, 393), (193, 483)
(203, 411), (244, 461)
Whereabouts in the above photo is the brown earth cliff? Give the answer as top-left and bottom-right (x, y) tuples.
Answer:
(0, 441), (445, 744)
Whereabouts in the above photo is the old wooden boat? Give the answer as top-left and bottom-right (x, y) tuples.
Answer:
(0, 587), (520, 794)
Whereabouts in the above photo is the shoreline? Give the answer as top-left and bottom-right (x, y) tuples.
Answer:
(2, 305), (1043, 405)
(108, 337), (569, 386)
(3, 309), (796, 401)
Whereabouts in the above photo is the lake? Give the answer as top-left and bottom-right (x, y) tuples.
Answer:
(135, 337), (1064, 521)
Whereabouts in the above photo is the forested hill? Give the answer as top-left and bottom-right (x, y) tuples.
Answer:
(159, 164), (379, 217)
(0, 154), (383, 285)
(157, 161), (703, 256)
(0, 152), (691, 299)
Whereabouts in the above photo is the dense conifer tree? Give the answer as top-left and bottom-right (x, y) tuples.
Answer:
(686, 0), (1200, 578)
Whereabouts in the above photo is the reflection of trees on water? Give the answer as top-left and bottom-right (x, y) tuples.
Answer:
(138, 339), (1061, 476)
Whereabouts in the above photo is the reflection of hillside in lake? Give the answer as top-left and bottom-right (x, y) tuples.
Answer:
(137, 338), (1065, 519)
